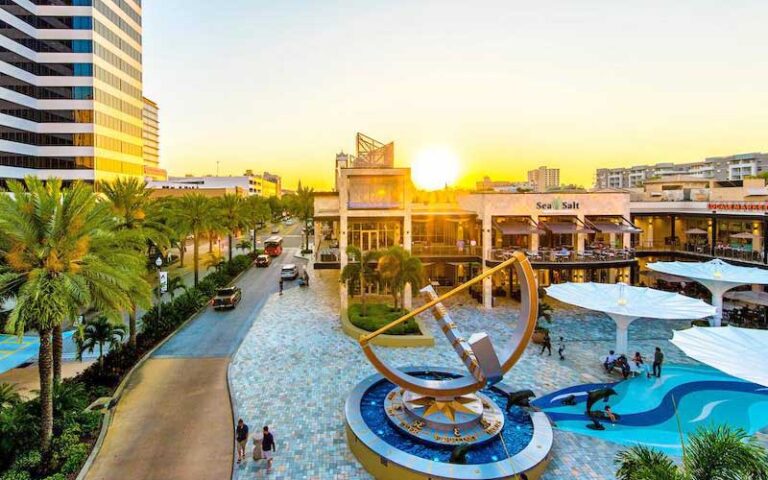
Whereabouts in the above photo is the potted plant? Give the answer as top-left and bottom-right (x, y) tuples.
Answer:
(532, 299), (553, 344)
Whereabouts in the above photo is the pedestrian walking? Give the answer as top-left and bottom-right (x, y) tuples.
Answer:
(539, 331), (552, 356)
(235, 419), (249, 464)
(279, 278), (284, 295)
(557, 336), (565, 360)
(652, 346), (664, 377)
(262, 425), (275, 472)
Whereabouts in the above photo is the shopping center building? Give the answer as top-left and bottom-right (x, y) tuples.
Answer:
(313, 137), (641, 310)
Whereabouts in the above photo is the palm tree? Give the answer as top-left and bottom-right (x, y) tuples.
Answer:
(74, 315), (126, 371)
(615, 425), (768, 480)
(236, 239), (252, 253)
(218, 194), (246, 262)
(163, 276), (187, 300)
(0, 177), (148, 459)
(377, 246), (423, 310)
(205, 252), (226, 272)
(167, 194), (215, 286)
(292, 182), (315, 252)
(99, 177), (170, 347)
(0, 383), (20, 410)
(242, 195), (272, 250)
(340, 245), (380, 317)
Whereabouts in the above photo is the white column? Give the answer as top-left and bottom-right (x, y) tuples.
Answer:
(711, 291), (724, 327)
(339, 215), (349, 312)
(609, 314), (637, 355)
(576, 214), (586, 253)
(482, 213), (493, 310)
(623, 232), (631, 249)
(313, 220), (322, 258)
(530, 214), (539, 251)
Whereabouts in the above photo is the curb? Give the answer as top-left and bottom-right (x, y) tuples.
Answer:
(340, 308), (435, 347)
(76, 264), (253, 480)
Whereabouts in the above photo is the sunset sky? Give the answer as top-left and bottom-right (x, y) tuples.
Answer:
(143, 1), (768, 191)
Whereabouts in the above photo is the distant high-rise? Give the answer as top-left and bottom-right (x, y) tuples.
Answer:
(142, 97), (165, 180)
(527, 166), (560, 192)
(0, 0), (145, 184)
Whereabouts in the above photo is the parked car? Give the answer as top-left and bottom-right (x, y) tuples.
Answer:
(271, 225), (280, 234)
(255, 254), (271, 267)
(213, 287), (242, 310)
(285, 219), (294, 226)
(280, 264), (299, 280)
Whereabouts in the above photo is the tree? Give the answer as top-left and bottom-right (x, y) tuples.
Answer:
(340, 246), (380, 317)
(236, 239), (252, 252)
(0, 177), (147, 459)
(161, 275), (187, 301)
(99, 177), (169, 347)
(217, 194), (246, 262)
(166, 194), (215, 286)
(242, 195), (272, 250)
(615, 425), (768, 480)
(287, 182), (314, 251)
(377, 246), (423, 310)
(0, 383), (20, 410)
(74, 315), (126, 371)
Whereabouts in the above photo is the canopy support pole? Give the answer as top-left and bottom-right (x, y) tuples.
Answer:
(698, 281), (742, 327)
(607, 314), (637, 355)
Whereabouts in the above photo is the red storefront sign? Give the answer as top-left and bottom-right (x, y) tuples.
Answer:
(708, 202), (768, 212)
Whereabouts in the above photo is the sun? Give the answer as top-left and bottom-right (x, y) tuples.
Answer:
(411, 147), (460, 191)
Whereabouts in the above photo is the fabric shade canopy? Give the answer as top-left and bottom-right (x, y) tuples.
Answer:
(731, 232), (759, 239)
(724, 290), (768, 307)
(589, 219), (642, 234)
(546, 282), (715, 354)
(494, 223), (541, 235)
(542, 222), (594, 234)
(685, 228), (708, 235)
(647, 259), (768, 326)
(670, 326), (768, 387)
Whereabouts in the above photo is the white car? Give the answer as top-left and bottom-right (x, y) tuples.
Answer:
(280, 264), (299, 280)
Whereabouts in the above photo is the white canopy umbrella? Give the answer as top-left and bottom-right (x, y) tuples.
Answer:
(670, 326), (768, 387)
(545, 282), (716, 355)
(685, 228), (708, 235)
(724, 290), (768, 308)
(647, 259), (768, 327)
(731, 232), (759, 240)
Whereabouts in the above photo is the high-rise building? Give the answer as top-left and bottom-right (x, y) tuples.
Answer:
(0, 0), (145, 184)
(142, 96), (164, 180)
(527, 166), (560, 192)
(595, 153), (768, 189)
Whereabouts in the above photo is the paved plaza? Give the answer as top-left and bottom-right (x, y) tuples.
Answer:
(230, 266), (697, 480)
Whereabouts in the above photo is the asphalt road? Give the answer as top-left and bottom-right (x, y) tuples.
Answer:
(85, 224), (304, 480)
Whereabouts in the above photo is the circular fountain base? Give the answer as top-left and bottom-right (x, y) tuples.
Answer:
(345, 368), (554, 480)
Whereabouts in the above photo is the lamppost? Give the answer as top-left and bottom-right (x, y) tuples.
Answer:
(156, 256), (167, 323)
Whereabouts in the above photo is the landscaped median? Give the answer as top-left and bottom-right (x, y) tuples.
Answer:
(341, 303), (434, 347)
(0, 255), (255, 480)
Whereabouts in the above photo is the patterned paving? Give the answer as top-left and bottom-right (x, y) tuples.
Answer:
(230, 269), (697, 479)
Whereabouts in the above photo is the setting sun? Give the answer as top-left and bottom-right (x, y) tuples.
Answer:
(410, 147), (460, 191)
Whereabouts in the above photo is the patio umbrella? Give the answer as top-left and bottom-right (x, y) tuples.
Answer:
(685, 228), (708, 235)
(670, 326), (768, 387)
(545, 282), (715, 354)
(647, 259), (768, 327)
(730, 232), (759, 239)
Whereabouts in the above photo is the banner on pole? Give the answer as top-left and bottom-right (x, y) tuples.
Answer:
(159, 271), (168, 294)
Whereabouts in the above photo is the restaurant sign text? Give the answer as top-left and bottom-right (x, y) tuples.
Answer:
(708, 202), (768, 212)
(536, 198), (580, 211)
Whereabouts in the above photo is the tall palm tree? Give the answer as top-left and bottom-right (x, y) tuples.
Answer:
(74, 315), (126, 371)
(0, 383), (20, 410)
(292, 182), (315, 251)
(167, 194), (215, 286)
(615, 425), (768, 480)
(242, 195), (272, 250)
(99, 177), (170, 347)
(0, 177), (148, 459)
(377, 246), (423, 310)
(340, 245), (380, 317)
(217, 194), (246, 262)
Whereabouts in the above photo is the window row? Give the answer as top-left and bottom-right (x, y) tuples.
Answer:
(0, 48), (93, 76)
(0, 21), (93, 53)
(0, 152), (94, 169)
(0, 75), (93, 99)
(93, 0), (140, 45)
(94, 88), (141, 119)
(94, 43), (141, 81)
(94, 64), (141, 100)
(28, 1), (93, 6)
(95, 134), (141, 156)
(0, 125), (94, 146)
(94, 110), (141, 137)
(0, 4), (93, 30)
(0, 99), (93, 122)
(96, 156), (143, 175)
(96, 0), (140, 28)
(94, 18), (141, 63)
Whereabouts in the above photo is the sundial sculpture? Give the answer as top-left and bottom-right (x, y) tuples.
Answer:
(358, 251), (539, 447)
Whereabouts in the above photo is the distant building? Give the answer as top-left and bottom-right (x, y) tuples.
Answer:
(527, 167), (560, 192)
(595, 152), (768, 189)
(142, 97), (166, 181)
(149, 174), (269, 197)
(475, 176), (531, 192)
(262, 171), (281, 197)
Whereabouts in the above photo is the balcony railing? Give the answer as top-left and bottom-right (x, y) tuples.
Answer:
(489, 248), (635, 264)
(636, 241), (766, 264)
(411, 243), (481, 257)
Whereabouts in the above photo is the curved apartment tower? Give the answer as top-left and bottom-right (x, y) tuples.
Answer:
(0, 0), (144, 184)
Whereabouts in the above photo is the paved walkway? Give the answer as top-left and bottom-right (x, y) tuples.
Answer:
(230, 267), (697, 480)
(85, 225), (304, 480)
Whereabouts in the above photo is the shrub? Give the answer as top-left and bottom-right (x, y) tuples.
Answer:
(348, 303), (420, 335)
(1, 470), (32, 480)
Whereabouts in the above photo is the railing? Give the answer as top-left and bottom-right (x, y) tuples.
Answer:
(411, 243), (481, 257)
(489, 248), (635, 264)
(636, 241), (766, 264)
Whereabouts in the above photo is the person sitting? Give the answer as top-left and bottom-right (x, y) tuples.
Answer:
(603, 350), (618, 372)
(618, 355), (631, 379)
(632, 351), (651, 378)
(605, 405), (617, 423)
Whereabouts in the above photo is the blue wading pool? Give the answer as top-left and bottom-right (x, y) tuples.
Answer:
(533, 364), (768, 455)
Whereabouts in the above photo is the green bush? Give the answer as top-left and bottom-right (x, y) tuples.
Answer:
(348, 303), (421, 335)
(1, 470), (31, 480)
